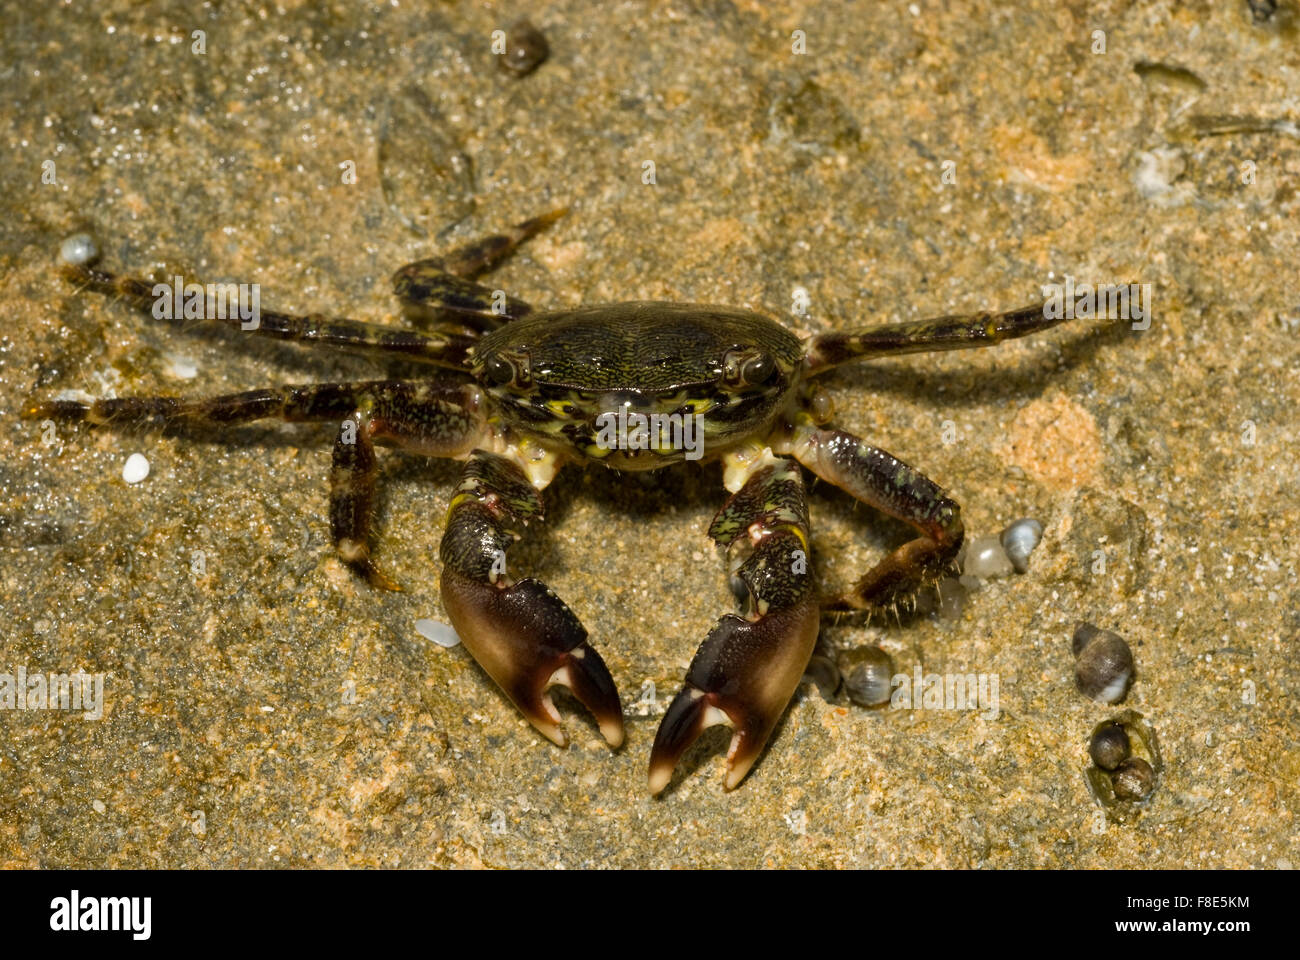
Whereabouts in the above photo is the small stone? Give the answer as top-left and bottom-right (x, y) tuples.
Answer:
(416, 618), (461, 648)
(1248, 0), (1278, 23)
(999, 517), (1043, 574)
(840, 645), (894, 707)
(1134, 147), (1190, 207)
(122, 453), (150, 484)
(164, 354), (199, 380)
(92, 799), (106, 814)
(59, 232), (99, 266)
(962, 535), (1014, 579)
(498, 19), (549, 77)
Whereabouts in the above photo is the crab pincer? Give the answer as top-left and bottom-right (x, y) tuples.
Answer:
(439, 451), (624, 749)
(649, 454), (820, 793)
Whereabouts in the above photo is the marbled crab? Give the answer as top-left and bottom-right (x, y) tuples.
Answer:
(28, 213), (1073, 793)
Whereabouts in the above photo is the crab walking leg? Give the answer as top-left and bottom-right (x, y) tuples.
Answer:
(330, 384), (491, 588)
(649, 452), (820, 794)
(22, 379), (478, 430)
(60, 265), (477, 370)
(438, 451), (624, 749)
(782, 425), (964, 613)
(391, 209), (566, 332)
(26, 381), (489, 589)
(804, 302), (1066, 375)
(331, 412), (390, 588)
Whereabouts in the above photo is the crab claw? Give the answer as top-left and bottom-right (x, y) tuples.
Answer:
(648, 599), (820, 794)
(442, 567), (624, 749)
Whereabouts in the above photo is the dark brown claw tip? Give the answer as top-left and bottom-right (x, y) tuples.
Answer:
(648, 601), (821, 795)
(647, 683), (763, 795)
(441, 568), (624, 749)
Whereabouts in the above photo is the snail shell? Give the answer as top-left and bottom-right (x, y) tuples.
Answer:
(999, 517), (1043, 574)
(803, 654), (842, 699)
(1088, 720), (1132, 770)
(840, 645), (895, 708)
(1112, 757), (1156, 801)
(1072, 623), (1134, 703)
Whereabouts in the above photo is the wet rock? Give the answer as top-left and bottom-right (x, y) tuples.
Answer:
(1052, 488), (1150, 597)
(379, 86), (476, 236)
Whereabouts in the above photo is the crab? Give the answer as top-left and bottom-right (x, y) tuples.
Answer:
(27, 213), (1074, 793)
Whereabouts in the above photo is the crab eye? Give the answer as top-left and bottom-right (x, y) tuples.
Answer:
(481, 352), (533, 388)
(483, 355), (514, 385)
(742, 352), (776, 384)
(722, 348), (777, 388)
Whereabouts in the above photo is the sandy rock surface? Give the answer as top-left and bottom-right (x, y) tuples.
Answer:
(0, 1), (1295, 868)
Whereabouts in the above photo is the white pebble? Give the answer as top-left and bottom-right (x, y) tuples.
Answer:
(121, 453), (150, 483)
(1000, 517), (1044, 574)
(962, 535), (1014, 579)
(164, 353), (199, 380)
(415, 618), (461, 648)
(1133, 148), (1189, 207)
(54, 388), (96, 404)
(59, 232), (99, 265)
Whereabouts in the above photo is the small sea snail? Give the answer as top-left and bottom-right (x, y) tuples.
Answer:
(1072, 622), (1134, 703)
(1111, 757), (1157, 801)
(1088, 720), (1131, 771)
(999, 517), (1043, 574)
(803, 653), (842, 700)
(1084, 710), (1162, 812)
(961, 535), (1014, 580)
(840, 645), (895, 708)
